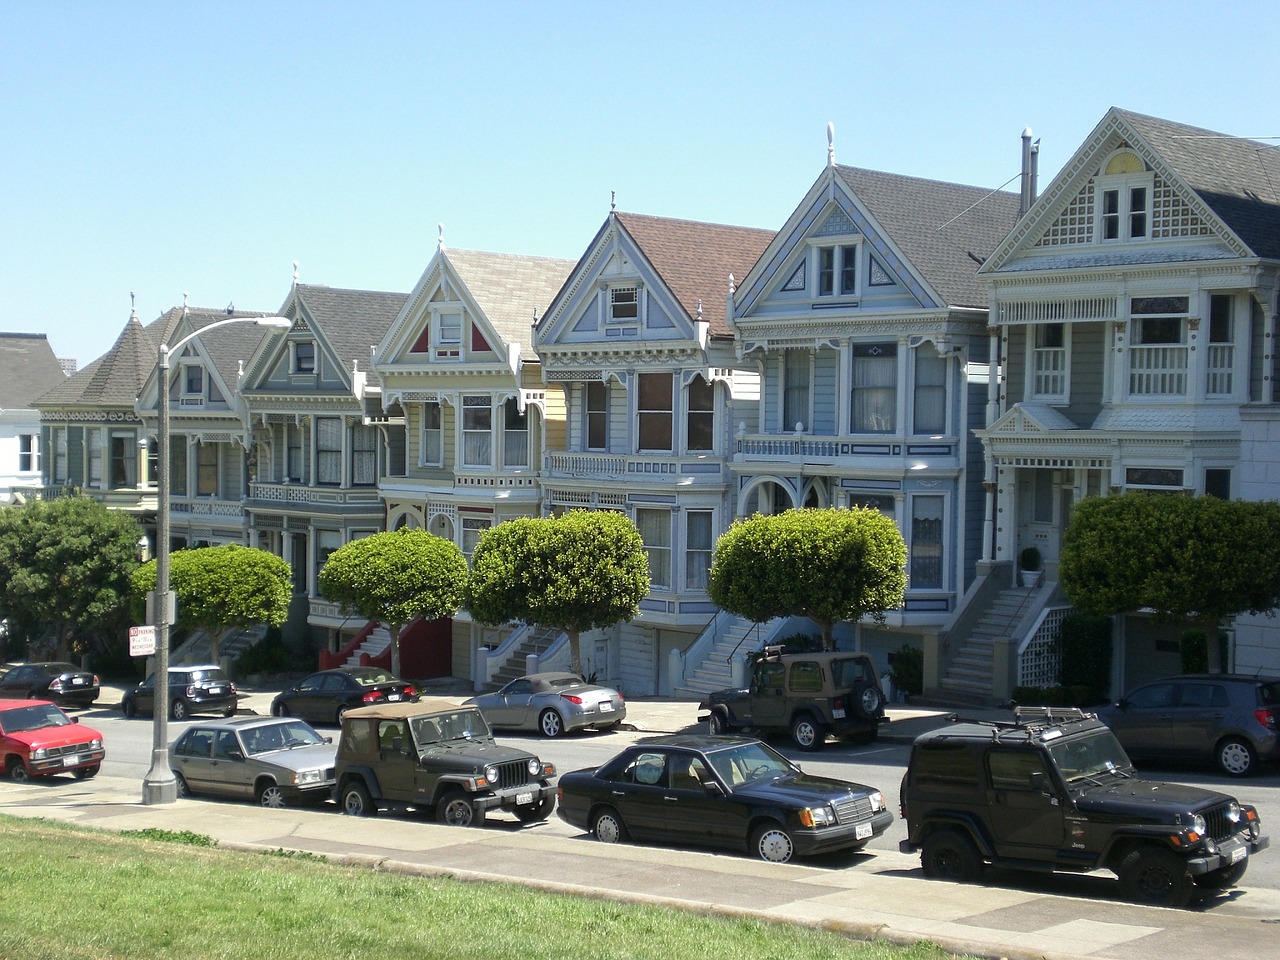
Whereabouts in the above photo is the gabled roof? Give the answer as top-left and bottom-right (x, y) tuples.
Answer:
(443, 249), (576, 347)
(613, 212), (776, 336)
(161, 307), (274, 398)
(0, 333), (67, 409)
(290, 285), (408, 381)
(834, 166), (1021, 308)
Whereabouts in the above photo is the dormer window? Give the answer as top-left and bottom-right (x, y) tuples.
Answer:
(815, 244), (858, 297)
(1097, 151), (1152, 242)
(183, 364), (204, 397)
(609, 286), (639, 322)
(293, 341), (316, 374)
(431, 309), (463, 360)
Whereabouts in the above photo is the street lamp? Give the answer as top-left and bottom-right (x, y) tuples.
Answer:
(141, 314), (292, 804)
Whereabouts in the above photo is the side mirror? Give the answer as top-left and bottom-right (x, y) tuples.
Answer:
(227, 749), (244, 762)
(72, 717), (80, 724)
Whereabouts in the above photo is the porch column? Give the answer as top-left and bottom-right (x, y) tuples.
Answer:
(981, 325), (1001, 563)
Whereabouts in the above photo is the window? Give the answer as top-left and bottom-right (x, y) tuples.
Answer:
(609, 286), (638, 322)
(1125, 467), (1184, 489)
(636, 508), (671, 589)
(438, 312), (462, 346)
(171, 438), (187, 496)
(637, 373), (673, 452)
(782, 349), (810, 432)
(461, 516), (491, 559)
(851, 343), (896, 433)
(788, 661), (823, 692)
(1101, 185), (1148, 240)
(910, 496), (944, 589)
(849, 493), (895, 517)
(1205, 468), (1231, 500)
(1129, 297), (1189, 396)
(183, 364), (204, 398)
(502, 398), (528, 468)
(912, 349), (946, 435)
(1207, 294), (1234, 396)
(1032, 470), (1053, 523)
(316, 530), (342, 578)
(686, 376), (714, 452)
(351, 423), (377, 485)
(1032, 323), (1067, 400)
(18, 434), (37, 472)
(462, 396), (492, 467)
(421, 402), (442, 466)
(286, 423), (305, 482)
(293, 342), (316, 374)
(817, 244), (858, 296)
(194, 442), (217, 496)
(52, 427), (68, 483)
(685, 510), (713, 591)
(317, 417), (342, 485)
(586, 382), (608, 450)
(87, 429), (103, 488)
(988, 750), (1049, 791)
(109, 431), (136, 488)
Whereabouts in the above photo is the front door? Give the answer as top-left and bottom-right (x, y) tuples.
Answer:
(986, 747), (1066, 855)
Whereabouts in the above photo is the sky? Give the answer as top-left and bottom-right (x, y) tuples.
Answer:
(4, 1), (1278, 368)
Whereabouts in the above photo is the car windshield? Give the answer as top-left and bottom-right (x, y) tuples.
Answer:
(1048, 729), (1133, 782)
(706, 741), (796, 786)
(411, 709), (490, 744)
(242, 721), (325, 755)
(186, 669), (226, 683)
(352, 670), (394, 686)
(0, 703), (72, 734)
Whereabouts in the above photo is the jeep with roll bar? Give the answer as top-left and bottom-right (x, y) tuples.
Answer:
(333, 699), (556, 827)
(698, 645), (886, 751)
(898, 706), (1269, 906)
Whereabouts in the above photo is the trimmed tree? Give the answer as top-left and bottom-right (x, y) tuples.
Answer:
(707, 507), (908, 651)
(465, 510), (650, 676)
(0, 494), (143, 661)
(318, 529), (468, 678)
(132, 544), (291, 663)
(1060, 493), (1280, 671)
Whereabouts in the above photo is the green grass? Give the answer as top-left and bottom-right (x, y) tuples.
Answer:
(0, 815), (975, 960)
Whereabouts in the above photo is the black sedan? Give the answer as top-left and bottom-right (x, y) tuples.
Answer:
(556, 734), (893, 863)
(0, 662), (100, 709)
(270, 667), (418, 726)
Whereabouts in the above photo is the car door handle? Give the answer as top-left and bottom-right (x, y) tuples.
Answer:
(611, 790), (627, 797)
(664, 796), (679, 802)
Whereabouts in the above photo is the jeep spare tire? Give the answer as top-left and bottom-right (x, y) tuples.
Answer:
(847, 682), (883, 721)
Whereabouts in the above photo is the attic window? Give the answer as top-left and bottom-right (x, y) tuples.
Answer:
(816, 244), (858, 296)
(293, 341), (316, 374)
(609, 286), (639, 322)
(1097, 151), (1151, 242)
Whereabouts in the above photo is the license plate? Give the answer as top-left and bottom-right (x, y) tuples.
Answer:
(598, 702), (613, 712)
(71, 677), (85, 685)
(63, 755), (81, 767)
(855, 823), (872, 840)
(388, 693), (402, 701)
(832, 707), (846, 719)
(208, 686), (225, 694)
(516, 791), (533, 805)
(1231, 845), (1248, 864)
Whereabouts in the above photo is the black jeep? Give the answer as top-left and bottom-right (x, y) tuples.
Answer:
(699, 646), (885, 751)
(898, 707), (1268, 906)
(333, 699), (556, 826)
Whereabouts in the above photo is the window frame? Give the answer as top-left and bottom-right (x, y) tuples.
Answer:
(850, 342), (897, 434)
(316, 416), (343, 486)
(461, 395), (493, 467)
(501, 397), (528, 469)
(1028, 322), (1070, 404)
(420, 401), (443, 467)
(912, 347), (948, 435)
(636, 372), (674, 453)
(586, 381), (608, 451)
(909, 494), (945, 590)
(606, 284), (641, 324)
(636, 507), (672, 590)
(18, 433), (38, 473)
(814, 242), (860, 297)
(782, 348), (811, 433)
(1096, 163), (1153, 244)
(292, 341), (317, 375)
(685, 375), (714, 453)
(684, 509), (713, 592)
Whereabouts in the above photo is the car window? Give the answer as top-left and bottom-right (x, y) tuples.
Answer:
(344, 719), (375, 755)
(1125, 682), (1178, 709)
(707, 741), (793, 786)
(354, 670), (393, 686)
(180, 730), (214, 758)
(1176, 683), (1218, 708)
(988, 749), (1048, 790)
(425, 709), (489, 741)
(298, 675), (324, 692)
(624, 752), (668, 787)
(912, 742), (979, 789)
(321, 674), (348, 692)
(246, 725), (284, 753)
(1259, 682), (1279, 706)
(378, 721), (406, 751)
(7, 666), (31, 682)
(670, 755), (711, 791)
(832, 658), (870, 687)
(212, 731), (239, 760)
(545, 676), (581, 690)
(503, 679), (533, 696)
(788, 661), (823, 693)
(755, 661), (784, 691)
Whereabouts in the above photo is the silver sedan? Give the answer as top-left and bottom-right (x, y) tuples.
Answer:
(466, 672), (626, 738)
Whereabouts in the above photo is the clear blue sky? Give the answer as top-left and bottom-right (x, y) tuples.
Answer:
(4, 1), (1277, 367)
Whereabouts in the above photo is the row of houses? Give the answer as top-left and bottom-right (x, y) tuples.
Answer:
(13, 106), (1280, 701)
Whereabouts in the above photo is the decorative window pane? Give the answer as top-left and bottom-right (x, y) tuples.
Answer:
(586, 382), (607, 450)
(502, 398), (528, 468)
(685, 511), (713, 591)
(781, 261), (805, 292)
(637, 508), (671, 590)
(421, 402), (442, 465)
(110, 431), (137, 488)
(317, 416), (343, 485)
(462, 396), (492, 467)
(351, 423), (377, 486)
(909, 496), (944, 590)
(637, 373), (673, 452)
(1125, 467), (1183, 487)
(196, 442), (218, 496)
(610, 286), (638, 321)
(87, 430), (103, 488)
(913, 350), (946, 435)
(686, 376), (714, 452)
(294, 342), (316, 374)
(782, 349), (810, 432)
(851, 343), (897, 433)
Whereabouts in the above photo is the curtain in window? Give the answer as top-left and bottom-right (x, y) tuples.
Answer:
(636, 508), (671, 589)
(317, 417), (343, 484)
(421, 403), (442, 465)
(351, 424), (378, 485)
(196, 443), (218, 496)
(87, 430), (103, 488)
(910, 496), (944, 589)
(685, 511), (712, 590)
(502, 398), (528, 467)
(913, 350), (946, 434)
(852, 344), (896, 432)
(782, 349), (810, 431)
(462, 400), (492, 466)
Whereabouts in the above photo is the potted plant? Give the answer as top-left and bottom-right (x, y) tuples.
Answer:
(1019, 546), (1043, 587)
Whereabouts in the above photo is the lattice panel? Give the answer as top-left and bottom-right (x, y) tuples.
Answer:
(1150, 174), (1213, 238)
(1035, 181), (1094, 246)
(814, 208), (855, 237)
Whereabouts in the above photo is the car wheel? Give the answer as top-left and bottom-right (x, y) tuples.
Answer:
(6, 757), (30, 782)
(257, 782), (288, 809)
(121, 698), (137, 719)
(751, 823), (796, 863)
(592, 807), (628, 844)
(436, 789), (481, 827)
(341, 781), (376, 817)
(1120, 846), (1194, 907)
(72, 765), (100, 780)
(171, 698), (189, 721)
(271, 702), (288, 718)
(920, 828), (983, 882)
(790, 714), (824, 751)
(335, 705), (349, 726)
(708, 711), (730, 736)
(848, 682), (884, 721)
(1193, 858), (1249, 890)
(1216, 737), (1257, 778)
(513, 796), (555, 823)
(539, 709), (564, 738)
(174, 773), (190, 798)
(223, 704), (237, 718)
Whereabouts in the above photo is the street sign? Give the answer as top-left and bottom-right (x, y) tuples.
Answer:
(129, 625), (157, 657)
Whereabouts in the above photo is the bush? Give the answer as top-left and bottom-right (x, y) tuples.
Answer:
(1019, 546), (1042, 571)
(887, 643), (923, 697)
(1059, 613), (1112, 704)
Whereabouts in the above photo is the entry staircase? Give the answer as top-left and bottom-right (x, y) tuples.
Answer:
(674, 612), (787, 699)
(485, 625), (566, 689)
(937, 587), (1041, 702)
(171, 624), (269, 667)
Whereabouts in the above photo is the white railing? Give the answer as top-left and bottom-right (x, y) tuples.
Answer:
(249, 483), (381, 506)
(1206, 344), (1234, 395)
(1129, 346), (1187, 395)
(1017, 605), (1072, 688)
(1033, 348), (1066, 396)
(544, 452), (725, 479)
(172, 497), (245, 518)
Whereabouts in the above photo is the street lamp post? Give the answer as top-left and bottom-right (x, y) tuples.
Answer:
(141, 314), (292, 805)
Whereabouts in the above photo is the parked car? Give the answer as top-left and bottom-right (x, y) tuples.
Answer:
(0, 699), (106, 781)
(465, 671), (625, 738)
(556, 733), (893, 863)
(699, 645), (886, 750)
(0, 661), (100, 709)
(1095, 674), (1280, 777)
(121, 665), (238, 720)
(899, 707), (1269, 907)
(272, 667), (419, 726)
(170, 716), (336, 807)
(333, 699), (557, 826)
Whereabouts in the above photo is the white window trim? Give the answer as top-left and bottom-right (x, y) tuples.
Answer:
(1025, 323), (1072, 405)
(429, 304), (464, 361)
(807, 239), (861, 298)
(1096, 172), (1154, 243)
(419, 401), (444, 468)
(603, 283), (644, 325)
(291, 340), (317, 375)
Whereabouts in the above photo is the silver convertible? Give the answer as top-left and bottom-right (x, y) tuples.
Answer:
(466, 672), (626, 738)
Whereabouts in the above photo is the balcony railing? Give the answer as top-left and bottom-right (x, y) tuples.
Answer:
(1129, 345), (1187, 395)
(1206, 344), (1234, 396)
(248, 482), (381, 506)
(171, 497), (245, 519)
(543, 452), (725, 481)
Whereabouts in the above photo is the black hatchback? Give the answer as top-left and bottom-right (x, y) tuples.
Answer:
(0, 661), (100, 709)
(121, 665), (238, 721)
(270, 667), (418, 726)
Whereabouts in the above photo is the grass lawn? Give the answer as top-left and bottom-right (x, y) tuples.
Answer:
(0, 816), (975, 960)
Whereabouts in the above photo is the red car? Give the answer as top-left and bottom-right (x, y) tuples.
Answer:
(0, 699), (105, 781)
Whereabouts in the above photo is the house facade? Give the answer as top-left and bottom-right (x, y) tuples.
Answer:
(0, 333), (68, 502)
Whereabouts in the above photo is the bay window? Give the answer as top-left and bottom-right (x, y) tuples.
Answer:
(910, 496), (944, 590)
(502, 398), (528, 468)
(421, 402), (442, 466)
(686, 376), (713, 452)
(912, 349), (946, 434)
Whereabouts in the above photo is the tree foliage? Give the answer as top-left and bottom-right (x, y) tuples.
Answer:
(132, 545), (291, 661)
(465, 510), (650, 674)
(318, 529), (468, 677)
(1060, 493), (1280, 669)
(708, 507), (907, 651)
(0, 495), (144, 660)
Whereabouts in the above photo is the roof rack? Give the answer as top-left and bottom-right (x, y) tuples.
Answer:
(1013, 706), (1091, 724)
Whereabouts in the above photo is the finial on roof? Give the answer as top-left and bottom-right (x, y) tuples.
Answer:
(438, 223), (445, 250)
(183, 291), (189, 315)
(696, 299), (703, 321)
(728, 273), (736, 295)
(293, 260), (300, 286)
(611, 190), (616, 212)
(130, 291), (137, 319)
(827, 122), (835, 167)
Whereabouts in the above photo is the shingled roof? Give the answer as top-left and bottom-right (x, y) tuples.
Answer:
(0, 333), (67, 410)
(613, 213), (776, 337)
(444, 249), (576, 347)
(291, 285), (408, 382)
(34, 311), (169, 408)
(834, 166), (1022, 309)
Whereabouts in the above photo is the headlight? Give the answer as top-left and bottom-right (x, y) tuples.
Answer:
(527, 758), (541, 776)
(1192, 814), (1207, 836)
(90, 739), (103, 750)
(31, 748), (47, 760)
(295, 769), (323, 785)
(868, 791), (886, 813)
(1227, 801), (1242, 823)
(799, 806), (834, 828)
(485, 765), (500, 783)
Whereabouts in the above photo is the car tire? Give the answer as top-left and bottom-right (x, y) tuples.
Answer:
(708, 711), (731, 736)
(257, 782), (288, 809)
(513, 796), (555, 823)
(72, 765), (100, 780)
(271, 702), (288, 718)
(121, 698), (137, 719)
(171, 698), (189, 721)
(751, 822), (796, 863)
(848, 682), (884, 721)
(790, 714), (824, 751)
(335, 705), (349, 726)
(436, 789), (481, 827)
(1193, 858), (1249, 890)
(539, 709), (564, 738)
(223, 705), (237, 718)
(341, 781), (376, 817)
(6, 757), (30, 782)
(591, 807), (628, 844)
(920, 828), (983, 882)
(174, 773), (190, 798)
(1216, 737), (1257, 778)
(1119, 846), (1194, 907)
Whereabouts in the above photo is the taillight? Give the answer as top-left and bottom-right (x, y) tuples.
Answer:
(560, 694), (583, 705)
(1254, 707), (1276, 730)
(93, 675), (100, 685)
(186, 685), (197, 697)
(403, 685), (417, 698)
(362, 691), (381, 703)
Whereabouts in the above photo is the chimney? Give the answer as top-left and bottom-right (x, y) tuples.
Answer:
(1020, 127), (1041, 217)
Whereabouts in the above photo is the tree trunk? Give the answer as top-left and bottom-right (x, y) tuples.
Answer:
(820, 620), (835, 652)
(567, 628), (581, 676)
(389, 621), (403, 678)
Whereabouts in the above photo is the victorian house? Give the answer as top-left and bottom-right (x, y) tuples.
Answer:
(534, 211), (775, 695)
(372, 238), (575, 680)
(0, 333), (68, 502)
(726, 147), (1021, 684)
(974, 108), (1280, 692)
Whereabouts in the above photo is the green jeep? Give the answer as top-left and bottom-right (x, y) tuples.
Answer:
(333, 699), (556, 826)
